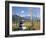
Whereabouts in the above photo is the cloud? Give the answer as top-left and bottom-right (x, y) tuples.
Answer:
(20, 14), (31, 17)
(21, 10), (24, 13)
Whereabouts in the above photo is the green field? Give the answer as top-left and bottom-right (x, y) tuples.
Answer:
(12, 20), (40, 31)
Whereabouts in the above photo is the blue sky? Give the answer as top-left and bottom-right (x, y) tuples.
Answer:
(12, 7), (40, 18)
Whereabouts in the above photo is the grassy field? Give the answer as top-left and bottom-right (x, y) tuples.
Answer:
(12, 20), (40, 31)
(33, 21), (40, 30)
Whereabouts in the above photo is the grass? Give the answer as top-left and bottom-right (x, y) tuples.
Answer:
(12, 20), (40, 31)
(33, 21), (40, 30)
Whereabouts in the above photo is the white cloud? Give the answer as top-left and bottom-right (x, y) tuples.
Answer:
(20, 14), (32, 17)
(27, 14), (31, 16)
(20, 14), (25, 17)
(21, 10), (24, 13)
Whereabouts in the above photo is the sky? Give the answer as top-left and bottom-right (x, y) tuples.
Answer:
(12, 7), (40, 18)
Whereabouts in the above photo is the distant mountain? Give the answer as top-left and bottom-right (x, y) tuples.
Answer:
(12, 15), (40, 22)
(12, 15), (31, 22)
(32, 16), (40, 21)
(24, 16), (31, 19)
